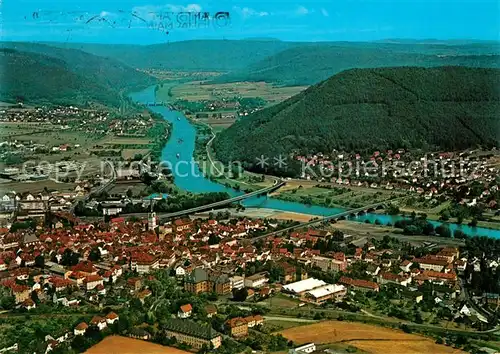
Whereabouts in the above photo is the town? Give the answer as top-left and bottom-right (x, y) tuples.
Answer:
(0, 202), (498, 353)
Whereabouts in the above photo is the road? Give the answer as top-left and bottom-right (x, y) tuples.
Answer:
(264, 315), (318, 323)
(155, 180), (286, 221)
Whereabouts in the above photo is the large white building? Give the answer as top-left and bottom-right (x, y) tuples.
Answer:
(282, 278), (327, 295)
(306, 284), (346, 304)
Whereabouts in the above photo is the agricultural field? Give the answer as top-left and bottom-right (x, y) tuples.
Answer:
(273, 181), (402, 209)
(108, 182), (148, 198)
(156, 81), (307, 132)
(279, 321), (464, 354)
(85, 336), (190, 354)
(0, 180), (77, 194)
(158, 81), (307, 104)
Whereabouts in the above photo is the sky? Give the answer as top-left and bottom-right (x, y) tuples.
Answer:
(1, 0), (499, 44)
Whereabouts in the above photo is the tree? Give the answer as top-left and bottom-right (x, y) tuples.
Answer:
(35, 255), (45, 268)
(0, 288), (15, 310)
(232, 287), (248, 302)
(88, 248), (101, 262)
(436, 224), (451, 238)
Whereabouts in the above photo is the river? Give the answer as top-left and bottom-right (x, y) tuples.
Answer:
(130, 86), (500, 239)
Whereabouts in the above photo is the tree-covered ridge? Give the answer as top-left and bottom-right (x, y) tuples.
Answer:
(0, 43), (157, 108)
(41, 39), (297, 71)
(213, 66), (500, 169)
(213, 44), (500, 86)
(0, 49), (121, 107)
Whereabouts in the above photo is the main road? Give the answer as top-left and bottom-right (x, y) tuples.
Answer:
(157, 179), (286, 221)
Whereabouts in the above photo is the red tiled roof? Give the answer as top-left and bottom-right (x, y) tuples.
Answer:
(84, 275), (103, 283)
(339, 276), (379, 290)
(180, 304), (192, 313)
(75, 322), (88, 330)
(106, 312), (119, 320)
(226, 317), (247, 328)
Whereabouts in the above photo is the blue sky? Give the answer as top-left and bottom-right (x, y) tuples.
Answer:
(2, 0), (499, 44)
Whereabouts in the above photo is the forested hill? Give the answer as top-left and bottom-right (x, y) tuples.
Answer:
(0, 49), (122, 107)
(213, 44), (500, 86)
(213, 66), (500, 172)
(0, 42), (157, 108)
(41, 40), (297, 71)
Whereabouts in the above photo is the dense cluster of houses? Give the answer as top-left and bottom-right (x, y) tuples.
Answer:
(0, 207), (497, 350)
(295, 149), (499, 203)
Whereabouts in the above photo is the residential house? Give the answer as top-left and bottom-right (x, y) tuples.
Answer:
(338, 276), (379, 292)
(90, 316), (107, 331)
(83, 275), (103, 291)
(106, 312), (119, 324)
(74, 322), (88, 336)
(178, 304), (193, 319)
(226, 317), (248, 337)
(205, 304), (217, 318)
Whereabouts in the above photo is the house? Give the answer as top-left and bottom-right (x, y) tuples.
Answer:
(11, 285), (30, 304)
(90, 316), (107, 331)
(178, 303), (192, 318)
(205, 304), (217, 318)
(128, 327), (151, 340)
(338, 276), (379, 292)
(127, 277), (142, 292)
(83, 275), (104, 291)
(72, 261), (98, 276)
(136, 289), (152, 304)
(311, 255), (347, 272)
(174, 218), (192, 232)
(22, 298), (36, 310)
(164, 318), (221, 349)
(175, 266), (186, 277)
(184, 268), (231, 295)
(106, 312), (119, 324)
(131, 253), (159, 274)
(413, 256), (449, 272)
(378, 272), (411, 287)
(244, 272), (268, 289)
(226, 317), (248, 337)
(229, 275), (245, 290)
(306, 284), (347, 304)
(400, 260), (413, 272)
(74, 322), (88, 336)
(289, 343), (316, 354)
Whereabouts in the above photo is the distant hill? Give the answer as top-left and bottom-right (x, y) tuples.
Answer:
(213, 43), (500, 86)
(40, 40), (500, 85)
(40, 40), (299, 71)
(214, 66), (500, 173)
(0, 42), (157, 108)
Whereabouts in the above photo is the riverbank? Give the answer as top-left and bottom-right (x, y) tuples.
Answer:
(128, 85), (500, 240)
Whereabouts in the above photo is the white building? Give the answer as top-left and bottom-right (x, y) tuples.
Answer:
(229, 275), (245, 290)
(289, 343), (316, 354)
(282, 278), (327, 295)
(244, 273), (268, 289)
